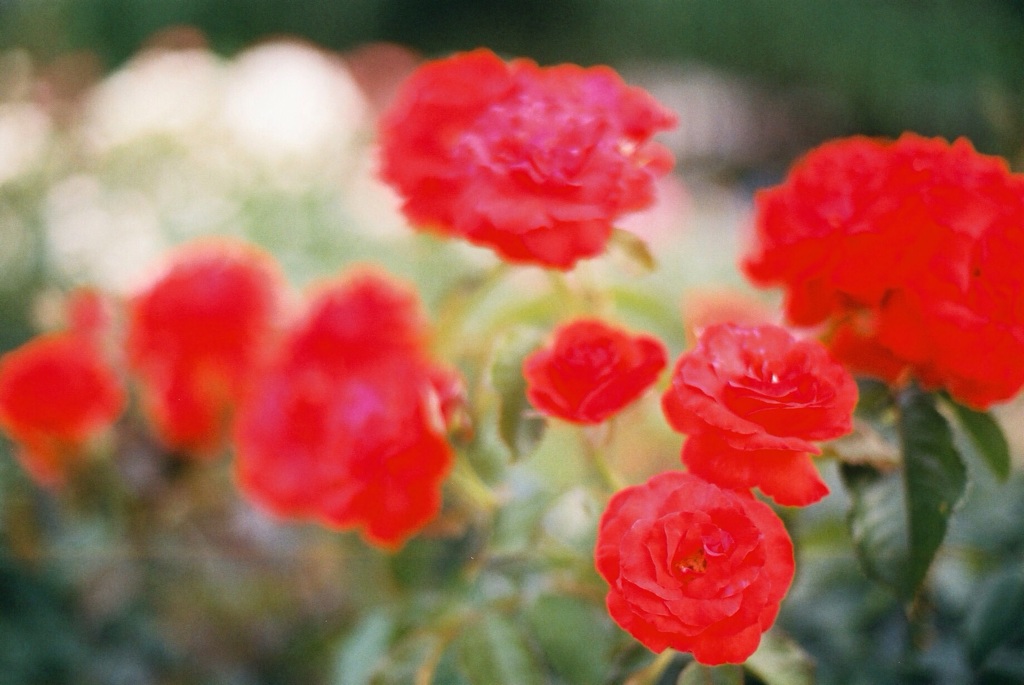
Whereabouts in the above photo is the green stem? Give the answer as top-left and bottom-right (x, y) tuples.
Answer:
(432, 262), (510, 356)
(546, 270), (578, 313)
(629, 649), (675, 685)
(414, 636), (447, 685)
(448, 457), (501, 513)
(582, 422), (627, 493)
(547, 264), (616, 319)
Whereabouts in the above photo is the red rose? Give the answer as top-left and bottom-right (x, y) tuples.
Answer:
(662, 323), (857, 506)
(234, 269), (457, 549)
(126, 239), (283, 454)
(743, 136), (894, 326)
(523, 318), (667, 424)
(0, 333), (124, 485)
(66, 288), (114, 341)
(595, 471), (794, 665)
(743, 133), (1024, 408)
(377, 49), (677, 269)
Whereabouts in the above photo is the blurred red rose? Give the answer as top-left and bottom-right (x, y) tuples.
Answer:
(662, 323), (857, 506)
(524, 318), (667, 424)
(744, 133), (1024, 408)
(234, 269), (458, 549)
(126, 239), (283, 455)
(0, 333), (124, 485)
(377, 48), (677, 269)
(66, 287), (115, 341)
(681, 287), (774, 345)
(595, 471), (794, 665)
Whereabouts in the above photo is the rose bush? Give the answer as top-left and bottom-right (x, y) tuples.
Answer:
(662, 323), (857, 506)
(595, 470), (795, 665)
(378, 48), (677, 269)
(523, 318), (667, 424)
(1, 39), (1020, 685)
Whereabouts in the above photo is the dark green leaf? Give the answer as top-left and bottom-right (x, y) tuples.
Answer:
(463, 410), (513, 483)
(607, 642), (658, 683)
(676, 662), (743, 685)
(456, 611), (544, 685)
(431, 645), (473, 685)
(611, 228), (657, 272)
(855, 378), (895, 419)
(331, 610), (395, 685)
(525, 594), (613, 685)
(745, 630), (815, 685)
(947, 399), (1011, 481)
(389, 528), (480, 589)
(489, 328), (547, 460)
(840, 463), (912, 596)
(898, 386), (967, 597)
(966, 566), (1024, 667)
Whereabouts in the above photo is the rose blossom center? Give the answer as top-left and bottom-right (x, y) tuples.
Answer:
(674, 550), (707, 576)
(671, 527), (734, 580)
(563, 338), (619, 370)
(455, 94), (611, 186)
(719, 352), (824, 416)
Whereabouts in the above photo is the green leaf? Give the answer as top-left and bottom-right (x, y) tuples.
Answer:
(489, 486), (552, 556)
(431, 645), (473, 685)
(456, 611), (544, 685)
(745, 630), (815, 685)
(611, 228), (657, 272)
(854, 378), (895, 419)
(607, 642), (658, 683)
(966, 565), (1024, 667)
(898, 386), (967, 597)
(525, 594), (613, 685)
(389, 527), (480, 590)
(676, 662), (743, 685)
(331, 610), (395, 685)
(489, 328), (547, 460)
(462, 410), (513, 483)
(372, 633), (439, 685)
(946, 398), (1011, 481)
(840, 463), (911, 595)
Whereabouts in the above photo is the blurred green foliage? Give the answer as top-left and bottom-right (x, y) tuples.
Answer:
(1, 0), (1023, 154)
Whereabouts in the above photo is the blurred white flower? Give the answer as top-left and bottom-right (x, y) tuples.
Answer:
(44, 175), (167, 291)
(0, 102), (51, 185)
(218, 41), (367, 168)
(340, 149), (408, 237)
(81, 48), (223, 152)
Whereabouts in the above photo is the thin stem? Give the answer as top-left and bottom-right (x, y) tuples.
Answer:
(547, 268), (615, 319)
(626, 649), (675, 685)
(412, 610), (473, 685)
(432, 262), (510, 356)
(582, 422), (627, 493)
(414, 636), (446, 685)
(546, 269), (578, 314)
(448, 457), (501, 513)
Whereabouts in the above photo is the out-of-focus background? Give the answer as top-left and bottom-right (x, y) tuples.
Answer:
(4, 0), (1024, 156)
(1, 2), (1024, 684)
